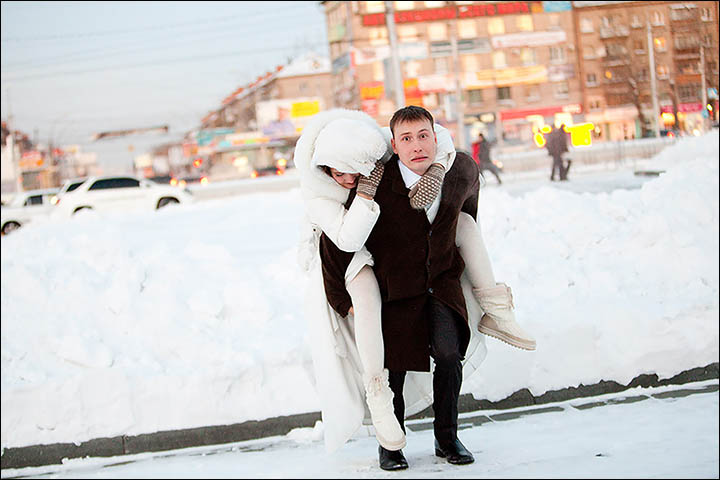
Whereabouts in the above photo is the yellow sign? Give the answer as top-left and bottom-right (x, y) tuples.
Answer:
(291, 101), (320, 118)
(533, 123), (595, 148)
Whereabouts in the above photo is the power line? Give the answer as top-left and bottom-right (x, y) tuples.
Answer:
(0, 2), (319, 43)
(1, 41), (328, 82)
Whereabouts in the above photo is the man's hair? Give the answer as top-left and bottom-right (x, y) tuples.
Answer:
(389, 105), (434, 138)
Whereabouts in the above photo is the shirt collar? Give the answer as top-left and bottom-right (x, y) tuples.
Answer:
(397, 158), (422, 189)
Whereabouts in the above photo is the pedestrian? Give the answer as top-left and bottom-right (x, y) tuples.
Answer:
(295, 107), (535, 470)
(319, 106), (535, 470)
(546, 124), (571, 181)
(471, 132), (502, 184)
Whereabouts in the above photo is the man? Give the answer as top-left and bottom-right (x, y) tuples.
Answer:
(471, 132), (502, 185)
(547, 124), (571, 181)
(361, 106), (480, 470)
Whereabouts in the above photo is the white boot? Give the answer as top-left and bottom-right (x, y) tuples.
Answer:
(474, 283), (536, 351)
(363, 369), (406, 451)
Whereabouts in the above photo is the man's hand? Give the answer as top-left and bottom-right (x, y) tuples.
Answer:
(409, 163), (446, 209)
(356, 160), (385, 200)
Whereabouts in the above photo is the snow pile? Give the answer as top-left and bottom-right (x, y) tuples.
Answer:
(1, 131), (718, 450)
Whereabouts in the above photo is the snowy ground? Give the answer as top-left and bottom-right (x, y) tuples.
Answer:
(1, 131), (718, 460)
(2, 380), (717, 479)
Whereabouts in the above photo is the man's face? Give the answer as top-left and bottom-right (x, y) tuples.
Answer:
(391, 118), (437, 176)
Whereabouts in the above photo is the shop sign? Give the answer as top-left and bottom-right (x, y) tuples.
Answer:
(196, 128), (235, 146)
(257, 98), (322, 138)
(363, 2), (533, 25)
(542, 1), (571, 12)
(352, 42), (428, 65)
(458, 2), (531, 18)
(19, 150), (44, 170)
(429, 38), (491, 57)
(491, 30), (566, 49)
(360, 81), (385, 100)
(417, 74), (453, 93)
(677, 102), (702, 113)
(466, 65), (548, 89)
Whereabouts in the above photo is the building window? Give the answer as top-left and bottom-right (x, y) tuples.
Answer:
(701, 8), (713, 21)
(524, 84), (540, 101)
(404, 60), (421, 78)
(631, 14), (642, 28)
(488, 17), (505, 35)
(365, 1), (385, 13)
(492, 51), (507, 69)
(653, 36), (666, 52)
(428, 23), (448, 41)
(369, 27), (388, 46)
(516, 15), (533, 31)
(458, 19), (477, 39)
(586, 73), (598, 86)
(462, 55), (479, 72)
(580, 18), (593, 33)
(434, 57), (449, 74)
(674, 35), (699, 50)
(582, 46), (596, 59)
(467, 89), (483, 105)
(656, 65), (669, 79)
(520, 48), (536, 66)
(373, 61), (384, 81)
(601, 16), (612, 28)
(634, 39), (645, 54)
(398, 25), (419, 41)
(651, 11), (664, 26)
(497, 86), (511, 101)
(424, 1), (445, 7)
(548, 13), (561, 29)
(678, 84), (699, 101)
(554, 81), (569, 98)
(549, 46), (565, 64)
(589, 98), (602, 110)
(395, 1), (414, 10)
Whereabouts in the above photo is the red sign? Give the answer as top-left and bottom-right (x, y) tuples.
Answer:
(677, 102), (702, 113)
(363, 2), (531, 26)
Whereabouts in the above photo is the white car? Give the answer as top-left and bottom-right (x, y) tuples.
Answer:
(53, 175), (194, 218)
(1, 188), (60, 235)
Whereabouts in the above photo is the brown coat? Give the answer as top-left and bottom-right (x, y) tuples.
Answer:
(320, 151), (480, 372)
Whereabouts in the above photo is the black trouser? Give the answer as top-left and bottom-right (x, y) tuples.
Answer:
(480, 162), (502, 184)
(551, 153), (564, 180)
(388, 297), (464, 446)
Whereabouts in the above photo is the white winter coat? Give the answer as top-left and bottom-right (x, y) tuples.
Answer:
(295, 109), (487, 453)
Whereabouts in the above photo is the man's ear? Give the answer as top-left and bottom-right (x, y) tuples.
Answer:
(391, 137), (398, 154)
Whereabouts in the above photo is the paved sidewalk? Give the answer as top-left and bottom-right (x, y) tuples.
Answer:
(1, 363), (717, 471)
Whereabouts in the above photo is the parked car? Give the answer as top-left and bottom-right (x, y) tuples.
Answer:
(1, 188), (60, 235)
(52, 175), (194, 218)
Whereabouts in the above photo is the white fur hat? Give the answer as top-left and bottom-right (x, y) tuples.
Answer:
(311, 117), (389, 176)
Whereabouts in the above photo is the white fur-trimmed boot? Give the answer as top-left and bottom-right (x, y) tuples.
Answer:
(474, 283), (536, 351)
(363, 369), (406, 451)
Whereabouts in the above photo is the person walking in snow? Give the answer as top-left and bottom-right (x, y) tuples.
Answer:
(299, 106), (535, 471)
(471, 132), (502, 185)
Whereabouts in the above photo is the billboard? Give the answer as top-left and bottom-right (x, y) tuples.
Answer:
(256, 98), (322, 139)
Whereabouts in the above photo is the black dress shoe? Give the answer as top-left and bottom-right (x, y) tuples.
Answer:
(378, 445), (409, 471)
(434, 438), (475, 465)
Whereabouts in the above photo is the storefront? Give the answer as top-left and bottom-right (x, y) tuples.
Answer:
(585, 105), (639, 141)
(499, 104), (583, 147)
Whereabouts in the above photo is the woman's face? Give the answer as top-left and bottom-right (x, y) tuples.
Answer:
(329, 167), (359, 189)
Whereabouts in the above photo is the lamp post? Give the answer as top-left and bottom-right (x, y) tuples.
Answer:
(647, 20), (661, 138)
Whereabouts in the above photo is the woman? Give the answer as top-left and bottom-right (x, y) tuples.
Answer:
(295, 109), (533, 454)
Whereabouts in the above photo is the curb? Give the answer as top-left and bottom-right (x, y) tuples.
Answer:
(1, 363), (717, 470)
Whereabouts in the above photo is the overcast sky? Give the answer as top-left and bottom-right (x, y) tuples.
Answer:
(0, 1), (328, 173)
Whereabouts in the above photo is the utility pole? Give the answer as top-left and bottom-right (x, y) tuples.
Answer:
(385, 1), (405, 109)
(5, 88), (24, 193)
(700, 43), (708, 131)
(647, 20), (661, 138)
(449, 4), (466, 151)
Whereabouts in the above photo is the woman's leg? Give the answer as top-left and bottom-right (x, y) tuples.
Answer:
(456, 212), (497, 290)
(346, 265), (406, 451)
(346, 265), (384, 376)
(455, 212), (536, 351)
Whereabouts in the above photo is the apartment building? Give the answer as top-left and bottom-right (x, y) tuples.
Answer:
(575, 1), (719, 140)
(323, 1), (719, 148)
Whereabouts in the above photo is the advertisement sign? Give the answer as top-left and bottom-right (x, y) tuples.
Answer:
(542, 1), (571, 12)
(466, 66), (548, 89)
(352, 42), (428, 66)
(429, 38), (491, 57)
(491, 30), (566, 49)
(256, 98), (322, 138)
(363, 2), (534, 25)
